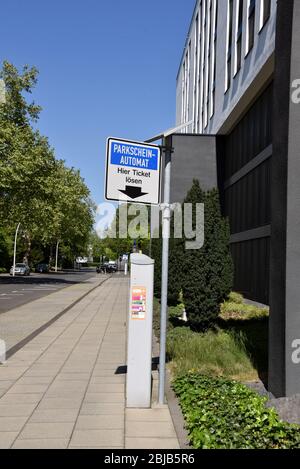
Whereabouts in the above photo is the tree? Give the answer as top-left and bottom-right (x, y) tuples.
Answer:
(151, 207), (185, 305)
(182, 180), (233, 330)
(0, 61), (95, 268)
(97, 203), (151, 262)
(0, 61), (41, 127)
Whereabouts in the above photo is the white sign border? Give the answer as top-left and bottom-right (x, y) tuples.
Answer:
(105, 137), (162, 206)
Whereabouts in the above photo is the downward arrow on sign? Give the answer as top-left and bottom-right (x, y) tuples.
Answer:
(119, 186), (148, 200)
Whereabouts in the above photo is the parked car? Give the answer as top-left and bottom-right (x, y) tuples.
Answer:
(35, 264), (49, 273)
(96, 262), (118, 274)
(9, 263), (30, 276)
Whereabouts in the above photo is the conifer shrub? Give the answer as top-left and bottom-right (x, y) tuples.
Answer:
(182, 180), (233, 330)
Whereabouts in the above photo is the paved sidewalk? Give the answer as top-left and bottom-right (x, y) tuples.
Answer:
(0, 275), (107, 353)
(0, 277), (179, 449)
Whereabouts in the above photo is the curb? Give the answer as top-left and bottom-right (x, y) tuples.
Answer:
(165, 368), (191, 450)
(5, 275), (111, 360)
(152, 335), (190, 449)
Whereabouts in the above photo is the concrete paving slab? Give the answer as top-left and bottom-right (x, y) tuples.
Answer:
(126, 421), (178, 439)
(36, 397), (83, 410)
(0, 432), (18, 449)
(80, 403), (124, 416)
(87, 383), (125, 393)
(12, 438), (69, 449)
(30, 409), (79, 423)
(0, 416), (28, 432)
(90, 376), (125, 384)
(70, 429), (124, 448)
(76, 415), (124, 430)
(0, 393), (43, 405)
(84, 393), (125, 404)
(0, 403), (37, 417)
(9, 384), (49, 394)
(126, 408), (173, 422)
(18, 422), (74, 440)
(125, 437), (180, 449)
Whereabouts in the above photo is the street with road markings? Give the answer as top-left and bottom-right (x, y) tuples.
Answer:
(0, 269), (100, 314)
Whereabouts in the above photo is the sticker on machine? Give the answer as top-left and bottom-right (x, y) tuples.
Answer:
(131, 287), (146, 320)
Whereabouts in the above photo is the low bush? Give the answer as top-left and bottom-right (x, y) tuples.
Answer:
(173, 373), (300, 449)
(220, 292), (269, 321)
(167, 327), (256, 381)
(0, 267), (7, 274)
(227, 291), (244, 304)
(168, 303), (184, 320)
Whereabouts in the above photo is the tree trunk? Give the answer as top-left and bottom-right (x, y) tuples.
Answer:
(23, 233), (31, 265)
(49, 245), (53, 266)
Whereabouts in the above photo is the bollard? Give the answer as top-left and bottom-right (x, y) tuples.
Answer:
(126, 254), (154, 408)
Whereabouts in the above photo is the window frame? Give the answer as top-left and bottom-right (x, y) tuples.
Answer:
(259, 0), (271, 32)
(245, 0), (256, 57)
(234, 0), (244, 76)
(225, 0), (234, 93)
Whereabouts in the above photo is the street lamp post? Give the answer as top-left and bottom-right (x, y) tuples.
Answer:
(13, 223), (21, 277)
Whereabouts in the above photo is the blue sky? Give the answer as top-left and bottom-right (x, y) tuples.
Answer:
(0, 0), (195, 210)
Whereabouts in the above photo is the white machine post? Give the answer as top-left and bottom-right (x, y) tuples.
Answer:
(126, 253), (154, 408)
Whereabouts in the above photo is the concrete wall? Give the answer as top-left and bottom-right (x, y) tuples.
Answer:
(169, 134), (218, 203)
(269, 0), (300, 398)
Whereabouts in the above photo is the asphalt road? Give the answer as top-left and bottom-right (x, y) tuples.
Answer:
(0, 268), (99, 314)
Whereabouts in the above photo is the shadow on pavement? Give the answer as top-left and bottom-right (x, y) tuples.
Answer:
(115, 357), (159, 375)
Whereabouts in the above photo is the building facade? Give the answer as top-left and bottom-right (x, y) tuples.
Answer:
(176, 0), (275, 136)
(173, 0), (300, 397)
(175, 0), (275, 305)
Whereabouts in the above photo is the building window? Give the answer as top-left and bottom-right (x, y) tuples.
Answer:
(187, 40), (191, 130)
(198, 2), (203, 132)
(193, 14), (199, 132)
(260, 0), (271, 30)
(181, 62), (185, 126)
(226, 0), (234, 92)
(211, 0), (218, 118)
(203, 0), (209, 128)
(247, 0), (256, 54)
(205, 0), (212, 127)
(235, 0), (244, 75)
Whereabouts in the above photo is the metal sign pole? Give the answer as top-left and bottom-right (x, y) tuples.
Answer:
(158, 137), (172, 405)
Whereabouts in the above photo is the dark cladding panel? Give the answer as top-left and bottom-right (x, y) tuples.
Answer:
(221, 82), (273, 306)
(231, 238), (270, 305)
(225, 84), (273, 180)
(169, 134), (218, 203)
(224, 158), (271, 234)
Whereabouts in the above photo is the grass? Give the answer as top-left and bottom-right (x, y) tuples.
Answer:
(166, 327), (257, 381)
(154, 292), (269, 383)
(220, 292), (269, 321)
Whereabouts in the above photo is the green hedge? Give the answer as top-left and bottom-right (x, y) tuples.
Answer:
(182, 182), (233, 330)
(173, 373), (300, 449)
